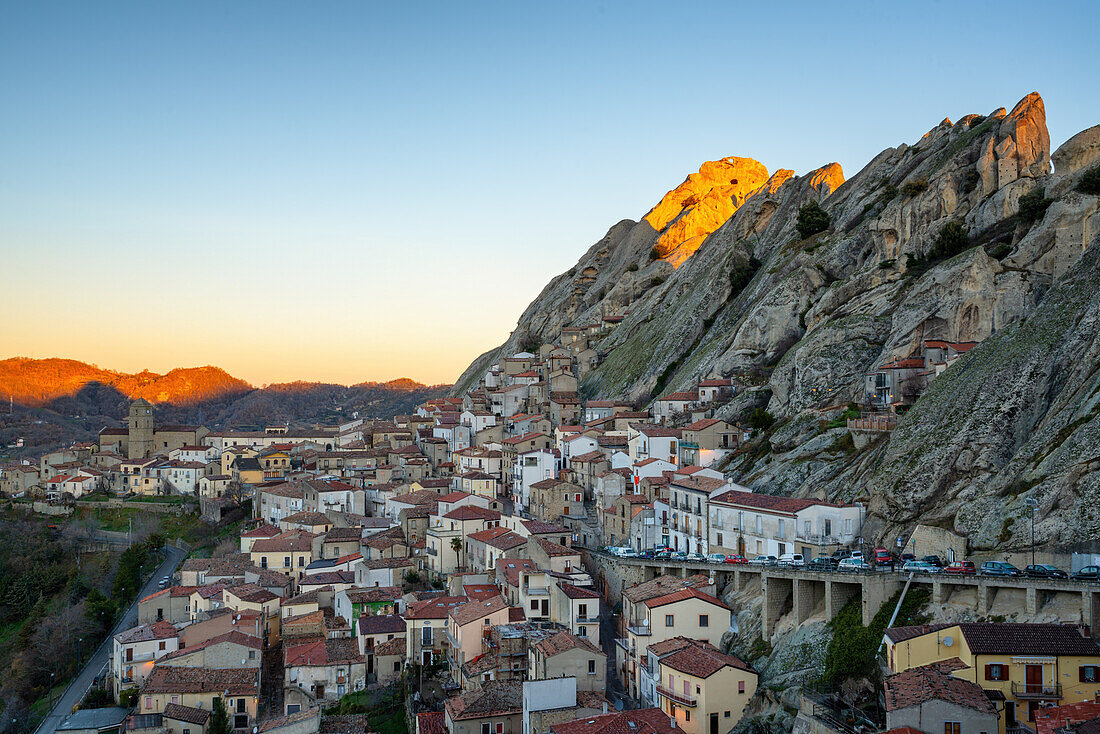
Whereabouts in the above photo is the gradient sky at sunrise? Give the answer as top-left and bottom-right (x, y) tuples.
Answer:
(2, 1), (1097, 386)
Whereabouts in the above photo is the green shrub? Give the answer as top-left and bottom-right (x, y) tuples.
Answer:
(650, 276), (665, 287)
(901, 177), (929, 197)
(878, 259), (895, 269)
(795, 200), (830, 240)
(969, 114), (986, 127)
(988, 244), (1011, 260)
(627, 263), (639, 272)
(747, 407), (775, 430)
(403, 571), (421, 584)
(883, 182), (898, 201)
(649, 247), (661, 261)
(931, 219), (970, 260)
(1076, 165), (1100, 196)
(1017, 188), (1053, 224)
(825, 403), (861, 429)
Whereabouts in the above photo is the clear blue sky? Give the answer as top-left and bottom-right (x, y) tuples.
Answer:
(1, 1), (1096, 385)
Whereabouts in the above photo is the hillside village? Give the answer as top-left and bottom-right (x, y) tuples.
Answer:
(5, 326), (1100, 734)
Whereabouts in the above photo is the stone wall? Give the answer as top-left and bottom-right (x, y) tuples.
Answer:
(579, 549), (647, 607)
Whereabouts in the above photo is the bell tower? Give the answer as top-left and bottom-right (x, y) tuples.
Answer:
(127, 398), (154, 458)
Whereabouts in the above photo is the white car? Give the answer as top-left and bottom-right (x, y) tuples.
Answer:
(777, 553), (805, 567)
(706, 553), (727, 564)
(838, 557), (871, 572)
(749, 555), (778, 566)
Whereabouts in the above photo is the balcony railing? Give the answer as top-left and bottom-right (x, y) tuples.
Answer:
(1010, 681), (1062, 700)
(425, 547), (438, 556)
(614, 638), (634, 653)
(625, 621), (652, 636)
(524, 586), (549, 596)
(656, 684), (697, 707)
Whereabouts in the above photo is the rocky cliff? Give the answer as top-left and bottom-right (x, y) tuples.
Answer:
(456, 93), (1100, 552)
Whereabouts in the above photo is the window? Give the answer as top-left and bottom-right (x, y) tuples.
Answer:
(944, 724), (960, 734)
(778, 519), (785, 538)
(145, 697), (152, 710)
(159, 641), (166, 650)
(579, 603), (587, 617)
(588, 659), (596, 674)
(804, 520), (812, 537)
(738, 681), (745, 693)
(1081, 665), (1099, 682)
(298, 556), (305, 567)
(283, 556), (291, 568)
(249, 650), (256, 659)
(724, 712), (730, 719)
(171, 696), (179, 705)
(985, 663), (1008, 681)
(531, 600), (539, 610)
(755, 516), (762, 534)
(717, 533), (723, 546)
(699, 614), (709, 627)
(665, 614), (674, 627)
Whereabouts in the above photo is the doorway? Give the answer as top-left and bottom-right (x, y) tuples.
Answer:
(709, 713), (718, 734)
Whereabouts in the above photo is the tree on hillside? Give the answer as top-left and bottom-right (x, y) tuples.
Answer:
(795, 200), (831, 240)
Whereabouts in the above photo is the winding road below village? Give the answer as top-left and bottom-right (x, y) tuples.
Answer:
(32, 543), (188, 734)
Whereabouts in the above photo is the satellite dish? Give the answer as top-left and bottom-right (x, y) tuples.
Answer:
(614, 699), (624, 712)
(642, 619), (649, 627)
(943, 635), (954, 647)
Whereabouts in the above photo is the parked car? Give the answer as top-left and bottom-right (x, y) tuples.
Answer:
(685, 552), (706, 563)
(654, 548), (672, 560)
(901, 560), (941, 574)
(900, 553), (916, 562)
(1072, 565), (1100, 580)
(980, 561), (1022, 577)
(724, 554), (749, 565)
(850, 550), (865, 562)
(749, 554), (778, 566)
(921, 555), (944, 567)
(706, 553), (727, 564)
(831, 549), (853, 560)
(669, 551), (687, 561)
(637, 550), (655, 560)
(808, 556), (839, 571)
(838, 557), (871, 572)
(620, 548), (640, 558)
(944, 560), (977, 575)
(158, 577), (171, 588)
(1023, 564), (1067, 579)
(777, 553), (805, 567)
(873, 548), (897, 569)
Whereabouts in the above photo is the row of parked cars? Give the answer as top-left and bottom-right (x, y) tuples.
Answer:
(604, 546), (1100, 581)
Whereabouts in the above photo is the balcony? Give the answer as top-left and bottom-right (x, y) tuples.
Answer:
(615, 638), (635, 654)
(656, 684), (697, 707)
(625, 621), (652, 636)
(425, 547), (438, 556)
(1011, 681), (1062, 700)
(524, 585), (550, 596)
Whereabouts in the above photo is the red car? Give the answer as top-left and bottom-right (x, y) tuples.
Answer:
(724, 554), (748, 565)
(945, 560), (977, 575)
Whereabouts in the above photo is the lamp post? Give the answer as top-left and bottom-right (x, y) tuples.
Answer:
(1025, 498), (1039, 566)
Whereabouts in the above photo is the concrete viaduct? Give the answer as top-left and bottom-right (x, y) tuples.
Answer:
(583, 552), (1100, 638)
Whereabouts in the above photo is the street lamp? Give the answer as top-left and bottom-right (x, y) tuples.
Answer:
(1025, 498), (1039, 566)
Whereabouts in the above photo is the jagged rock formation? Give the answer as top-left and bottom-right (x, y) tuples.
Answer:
(456, 92), (1100, 552)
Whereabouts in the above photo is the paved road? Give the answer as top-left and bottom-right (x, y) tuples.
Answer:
(33, 544), (187, 734)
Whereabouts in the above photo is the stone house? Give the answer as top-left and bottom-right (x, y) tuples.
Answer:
(283, 637), (367, 711)
(529, 631), (606, 692)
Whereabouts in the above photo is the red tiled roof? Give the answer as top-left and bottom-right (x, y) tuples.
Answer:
(709, 490), (841, 515)
(551, 708), (685, 734)
(884, 662), (997, 714)
(643, 586), (726, 610)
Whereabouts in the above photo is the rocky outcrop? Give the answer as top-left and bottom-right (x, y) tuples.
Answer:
(456, 92), (1100, 552)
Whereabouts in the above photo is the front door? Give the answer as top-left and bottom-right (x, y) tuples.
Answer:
(738, 537), (745, 556)
(709, 713), (718, 734)
(1026, 664), (1043, 694)
(1005, 701), (1016, 726)
(423, 651), (432, 665)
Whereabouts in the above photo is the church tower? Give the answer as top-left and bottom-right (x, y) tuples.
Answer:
(127, 398), (154, 459)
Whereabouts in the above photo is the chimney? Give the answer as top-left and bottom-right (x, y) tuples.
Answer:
(602, 702), (608, 714)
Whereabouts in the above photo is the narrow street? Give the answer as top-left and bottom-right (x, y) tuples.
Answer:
(34, 544), (188, 734)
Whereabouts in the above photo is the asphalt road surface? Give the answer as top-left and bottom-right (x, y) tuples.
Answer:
(33, 543), (187, 734)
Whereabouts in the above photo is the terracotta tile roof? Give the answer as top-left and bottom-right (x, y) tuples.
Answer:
(358, 614), (406, 635)
(497, 559), (538, 588)
(683, 418), (723, 431)
(622, 575), (711, 604)
(558, 582), (600, 600)
(508, 607), (526, 623)
(571, 450), (606, 463)
(443, 506), (501, 521)
(417, 711), (447, 734)
(656, 391), (696, 402)
(485, 530), (528, 551)
(468, 527), (511, 544)
(116, 620), (179, 644)
(1035, 701), (1100, 734)
(535, 537), (577, 557)
(670, 475), (728, 493)
(646, 636), (696, 656)
(958, 622), (1100, 656)
(462, 584), (500, 601)
(709, 490), (841, 515)
(163, 703), (210, 725)
(284, 637), (363, 667)
(391, 490), (441, 505)
(344, 586), (402, 603)
(143, 666), (258, 696)
(659, 639), (752, 676)
(522, 520), (569, 535)
(551, 708), (685, 734)
(404, 595), (469, 620)
(242, 523), (282, 538)
(883, 623), (950, 643)
(438, 491), (471, 502)
(449, 595), (507, 626)
(374, 636), (405, 656)
(698, 379), (730, 387)
(258, 710), (320, 732)
(643, 586), (726, 610)
(533, 630), (604, 658)
(324, 527), (364, 542)
(461, 650), (500, 676)
(632, 424), (681, 438)
(884, 662), (997, 714)
(226, 583), (278, 604)
(251, 530), (315, 553)
(445, 680), (522, 720)
(158, 630), (261, 661)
